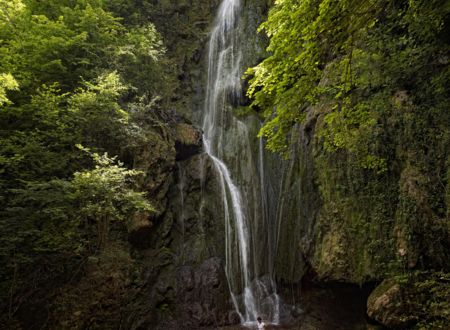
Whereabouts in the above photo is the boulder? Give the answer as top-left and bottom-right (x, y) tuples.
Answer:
(367, 279), (417, 328)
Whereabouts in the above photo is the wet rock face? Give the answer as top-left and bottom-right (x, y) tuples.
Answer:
(367, 279), (417, 328)
(123, 153), (233, 329)
(176, 258), (236, 327)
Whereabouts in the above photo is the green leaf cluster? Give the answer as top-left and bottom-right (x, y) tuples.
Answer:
(248, 0), (450, 172)
(0, 0), (169, 324)
(72, 146), (153, 248)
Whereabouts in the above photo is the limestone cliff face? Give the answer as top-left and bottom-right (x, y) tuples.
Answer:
(145, 0), (219, 122)
(125, 1), (281, 328)
(45, 0), (449, 328)
(274, 102), (449, 285)
(272, 100), (450, 327)
(144, 0), (449, 328)
(123, 151), (237, 329)
(113, 1), (271, 327)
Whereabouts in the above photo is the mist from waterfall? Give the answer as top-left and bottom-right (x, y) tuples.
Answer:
(201, 0), (281, 325)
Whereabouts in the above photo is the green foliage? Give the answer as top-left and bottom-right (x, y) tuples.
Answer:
(69, 72), (130, 151)
(392, 271), (450, 329)
(0, 0), (25, 24)
(72, 146), (153, 247)
(0, 0), (168, 325)
(248, 0), (450, 172)
(0, 0), (166, 100)
(0, 73), (19, 106)
(254, 2), (450, 298)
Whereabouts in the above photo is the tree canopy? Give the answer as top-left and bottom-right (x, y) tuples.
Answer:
(247, 0), (450, 171)
(0, 0), (167, 324)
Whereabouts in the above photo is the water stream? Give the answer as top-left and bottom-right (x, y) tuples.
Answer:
(202, 0), (281, 325)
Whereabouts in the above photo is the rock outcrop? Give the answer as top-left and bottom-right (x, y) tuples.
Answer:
(273, 102), (450, 327)
(367, 274), (450, 329)
(176, 258), (238, 327)
(367, 279), (417, 328)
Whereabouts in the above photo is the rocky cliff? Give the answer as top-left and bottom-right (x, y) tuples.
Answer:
(14, 1), (448, 329)
(272, 91), (450, 328)
(41, 0), (271, 328)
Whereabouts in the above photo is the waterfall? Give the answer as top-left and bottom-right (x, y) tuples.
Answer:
(202, 0), (281, 325)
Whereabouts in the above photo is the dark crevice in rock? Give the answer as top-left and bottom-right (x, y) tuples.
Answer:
(174, 123), (203, 161)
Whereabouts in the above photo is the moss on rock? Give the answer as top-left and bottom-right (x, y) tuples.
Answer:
(367, 272), (450, 329)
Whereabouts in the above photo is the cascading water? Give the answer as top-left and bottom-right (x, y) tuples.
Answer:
(202, 0), (281, 325)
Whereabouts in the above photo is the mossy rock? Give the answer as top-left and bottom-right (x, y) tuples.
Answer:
(367, 279), (418, 328)
(367, 273), (450, 329)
